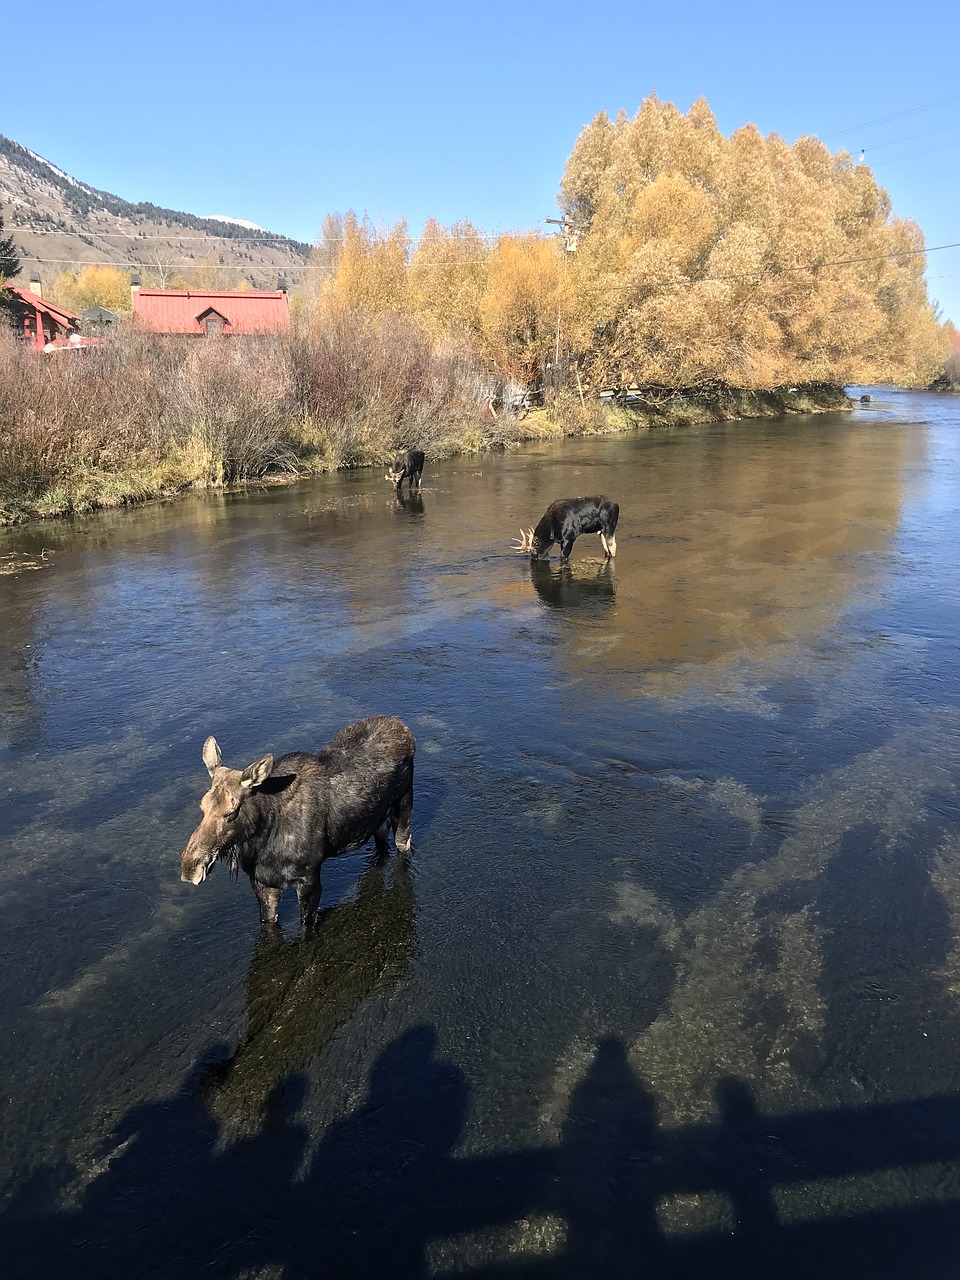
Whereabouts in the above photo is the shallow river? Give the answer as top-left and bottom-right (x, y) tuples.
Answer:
(2, 390), (960, 1278)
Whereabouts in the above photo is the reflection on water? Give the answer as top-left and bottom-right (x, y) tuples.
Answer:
(395, 490), (426, 517)
(2, 391), (960, 1276)
(205, 861), (417, 1125)
(529, 558), (617, 611)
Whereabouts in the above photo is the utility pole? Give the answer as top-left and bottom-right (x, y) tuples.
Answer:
(544, 217), (577, 385)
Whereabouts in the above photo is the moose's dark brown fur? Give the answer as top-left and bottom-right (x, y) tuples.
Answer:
(180, 716), (415, 928)
(385, 448), (424, 492)
(514, 496), (619, 563)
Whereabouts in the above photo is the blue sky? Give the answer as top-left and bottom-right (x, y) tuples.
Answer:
(9, 0), (960, 321)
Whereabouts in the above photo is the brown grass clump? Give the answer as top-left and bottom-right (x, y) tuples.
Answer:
(0, 312), (504, 521)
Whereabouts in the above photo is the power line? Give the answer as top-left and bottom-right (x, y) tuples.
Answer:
(572, 240), (960, 297)
(13, 228), (309, 244)
(19, 256), (320, 270)
(870, 139), (960, 167)
(858, 122), (960, 154)
(822, 92), (960, 141)
(18, 239), (960, 288)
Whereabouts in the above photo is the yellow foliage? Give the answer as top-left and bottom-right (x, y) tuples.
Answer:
(408, 220), (489, 342)
(320, 214), (409, 316)
(478, 234), (569, 382)
(558, 93), (945, 388)
(50, 265), (133, 316)
(308, 94), (944, 392)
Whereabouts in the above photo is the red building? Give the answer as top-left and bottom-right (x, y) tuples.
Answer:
(132, 287), (290, 336)
(4, 284), (82, 350)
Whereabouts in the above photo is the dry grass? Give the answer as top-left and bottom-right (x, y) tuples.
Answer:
(0, 315), (851, 525)
(0, 313), (504, 521)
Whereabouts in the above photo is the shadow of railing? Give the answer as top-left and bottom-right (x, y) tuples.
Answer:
(4, 1032), (960, 1279)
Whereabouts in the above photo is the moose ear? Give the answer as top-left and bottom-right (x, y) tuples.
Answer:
(240, 754), (273, 790)
(202, 736), (222, 777)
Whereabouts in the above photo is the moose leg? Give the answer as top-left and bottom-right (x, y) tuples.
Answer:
(295, 872), (322, 930)
(607, 534), (617, 557)
(253, 881), (283, 927)
(560, 537), (576, 563)
(599, 532), (610, 556)
(375, 819), (391, 858)
(391, 786), (414, 853)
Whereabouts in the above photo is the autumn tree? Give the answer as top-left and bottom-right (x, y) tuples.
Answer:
(559, 94), (946, 390)
(51, 265), (134, 316)
(295, 213), (346, 312)
(478, 232), (571, 385)
(320, 214), (410, 316)
(408, 219), (489, 344)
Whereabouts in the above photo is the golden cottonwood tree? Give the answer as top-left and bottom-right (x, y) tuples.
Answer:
(560, 94), (946, 389)
(320, 214), (410, 316)
(479, 233), (571, 383)
(408, 219), (489, 343)
(51, 266), (133, 316)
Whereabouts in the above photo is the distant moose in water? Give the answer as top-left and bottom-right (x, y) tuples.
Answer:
(512, 496), (620, 564)
(180, 716), (415, 929)
(386, 448), (424, 493)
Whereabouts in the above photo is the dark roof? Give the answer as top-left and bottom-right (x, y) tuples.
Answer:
(81, 305), (121, 323)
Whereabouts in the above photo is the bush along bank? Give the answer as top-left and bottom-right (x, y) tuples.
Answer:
(0, 321), (851, 527)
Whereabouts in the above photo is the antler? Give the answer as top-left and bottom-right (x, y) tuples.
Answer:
(510, 526), (535, 552)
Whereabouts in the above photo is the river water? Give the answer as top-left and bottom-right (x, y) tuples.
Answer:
(1, 390), (960, 1278)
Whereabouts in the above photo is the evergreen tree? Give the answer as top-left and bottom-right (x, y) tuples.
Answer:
(0, 203), (23, 330)
(0, 203), (19, 281)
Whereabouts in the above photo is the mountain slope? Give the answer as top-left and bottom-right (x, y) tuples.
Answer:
(0, 135), (310, 291)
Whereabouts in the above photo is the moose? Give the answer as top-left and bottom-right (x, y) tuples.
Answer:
(512, 496), (620, 564)
(180, 715), (415, 929)
(385, 448), (424, 493)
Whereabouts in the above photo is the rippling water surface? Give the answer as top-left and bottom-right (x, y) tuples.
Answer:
(2, 390), (960, 1277)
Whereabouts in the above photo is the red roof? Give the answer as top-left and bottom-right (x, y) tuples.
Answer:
(6, 286), (79, 328)
(132, 288), (289, 334)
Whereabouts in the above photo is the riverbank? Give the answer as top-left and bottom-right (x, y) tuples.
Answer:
(0, 383), (851, 527)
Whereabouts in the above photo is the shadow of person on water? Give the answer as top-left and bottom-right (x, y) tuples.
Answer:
(288, 1023), (470, 1279)
(0, 1054), (310, 1280)
(10, 1025), (960, 1280)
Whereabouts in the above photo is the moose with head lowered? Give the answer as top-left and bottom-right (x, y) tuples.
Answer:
(512, 495), (619, 564)
(385, 448), (424, 493)
(180, 715), (415, 929)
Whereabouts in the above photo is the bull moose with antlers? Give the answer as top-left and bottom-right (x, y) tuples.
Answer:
(512, 496), (620, 564)
(385, 448), (425, 493)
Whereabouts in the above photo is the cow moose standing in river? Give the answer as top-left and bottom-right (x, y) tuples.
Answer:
(512, 496), (620, 563)
(180, 716), (415, 929)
